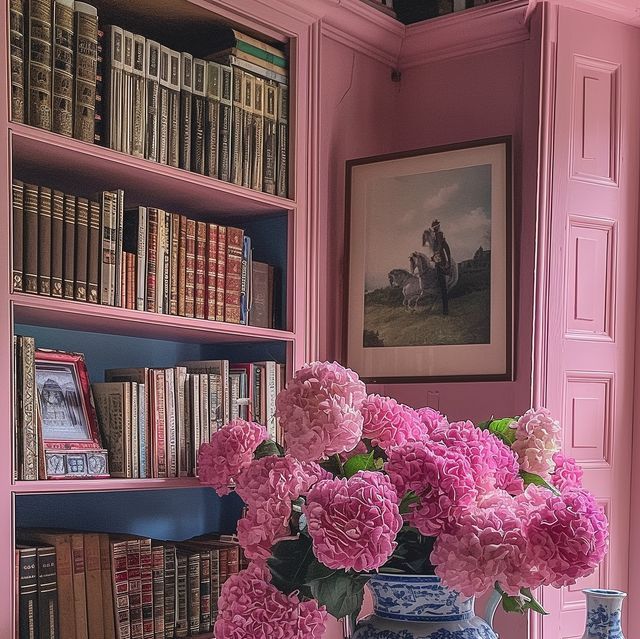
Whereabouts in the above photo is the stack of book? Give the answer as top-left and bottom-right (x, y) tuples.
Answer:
(10, 0), (291, 197)
(15, 529), (245, 639)
(12, 180), (278, 328)
(94, 359), (284, 480)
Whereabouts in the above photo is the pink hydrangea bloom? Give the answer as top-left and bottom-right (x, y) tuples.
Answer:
(214, 562), (327, 639)
(431, 490), (532, 597)
(361, 394), (427, 450)
(386, 441), (477, 536)
(304, 471), (403, 571)
(236, 455), (318, 509)
(198, 419), (267, 495)
(236, 498), (292, 561)
(551, 453), (584, 492)
(526, 488), (609, 588)
(430, 421), (523, 494)
(415, 406), (449, 435)
(276, 361), (367, 462)
(511, 408), (561, 479)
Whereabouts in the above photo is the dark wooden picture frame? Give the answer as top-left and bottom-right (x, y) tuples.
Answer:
(344, 137), (513, 383)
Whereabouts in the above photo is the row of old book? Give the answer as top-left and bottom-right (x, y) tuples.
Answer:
(16, 529), (245, 639)
(14, 333), (285, 481)
(12, 181), (278, 329)
(10, 0), (290, 196)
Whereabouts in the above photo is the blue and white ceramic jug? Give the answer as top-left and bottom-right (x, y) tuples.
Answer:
(352, 574), (498, 639)
(581, 589), (626, 639)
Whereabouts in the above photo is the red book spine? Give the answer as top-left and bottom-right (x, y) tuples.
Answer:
(205, 224), (218, 320)
(110, 541), (130, 639)
(140, 539), (154, 639)
(169, 214), (180, 315)
(126, 252), (136, 310)
(177, 215), (187, 317)
(120, 252), (127, 308)
(127, 539), (142, 639)
(152, 370), (167, 478)
(224, 226), (244, 324)
(194, 221), (206, 319)
(215, 227), (227, 322)
(184, 219), (196, 318)
(146, 209), (158, 313)
(151, 546), (165, 639)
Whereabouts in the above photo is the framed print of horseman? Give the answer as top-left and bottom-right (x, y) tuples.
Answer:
(345, 137), (513, 382)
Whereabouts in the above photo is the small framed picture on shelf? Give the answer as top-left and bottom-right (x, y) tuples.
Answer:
(34, 349), (109, 478)
(345, 137), (513, 383)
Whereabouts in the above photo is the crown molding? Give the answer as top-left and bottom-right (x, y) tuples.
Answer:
(528, 0), (640, 27)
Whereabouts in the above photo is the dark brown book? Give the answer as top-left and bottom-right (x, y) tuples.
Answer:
(36, 546), (59, 639)
(10, 0), (26, 123)
(263, 80), (278, 195)
(157, 47), (170, 165)
(62, 193), (76, 298)
(145, 39), (160, 162)
(83, 533), (104, 639)
(215, 226), (227, 322)
(249, 261), (273, 328)
(167, 50), (180, 169)
(126, 538), (143, 639)
(52, 0), (75, 136)
(205, 224), (218, 320)
(151, 545), (165, 639)
(146, 208), (159, 312)
(224, 226), (244, 324)
(28, 0), (53, 130)
(177, 215), (187, 317)
(184, 219), (196, 318)
(110, 539), (130, 639)
(169, 214), (180, 315)
(94, 27), (104, 144)
(74, 197), (89, 301)
(194, 221), (206, 319)
(87, 199), (100, 303)
(140, 538), (154, 639)
(186, 552), (200, 636)
(218, 64), (232, 182)
(175, 553), (188, 638)
(51, 190), (64, 297)
(241, 72), (253, 188)
(276, 82), (289, 198)
(73, 2), (98, 143)
(17, 546), (38, 639)
(37, 186), (52, 296)
(204, 62), (220, 178)
(12, 180), (24, 292)
(98, 534), (116, 639)
(163, 545), (176, 639)
(191, 58), (206, 174)
(126, 252), (136, 310)
(23, 183), (39, 294)
(199, 552), (211, 632)
(131, 34), (146, 159)
(179, 52), (192, 171)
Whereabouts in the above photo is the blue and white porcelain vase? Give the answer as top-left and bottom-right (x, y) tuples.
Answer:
(352, 574), (498, 639)
(581, 589), (626, 639)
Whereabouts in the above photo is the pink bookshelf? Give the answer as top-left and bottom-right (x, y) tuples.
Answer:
(13, 477), (205, 494)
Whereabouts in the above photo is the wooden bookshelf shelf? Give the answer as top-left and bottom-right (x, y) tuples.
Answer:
(13, 477), (207, 494)
(10, 123), (296, 219)
(11, 293), (294, 344)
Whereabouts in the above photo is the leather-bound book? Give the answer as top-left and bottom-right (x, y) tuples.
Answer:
(94, 27), (104, 144)
(191, 58), (206, 174)
(87, 199), (100, 302)
(241, 72), (253, 188)
(169, 214), (180, 315)
(17, 546), (38, 639)
(73, 2), (98, 143)
(249, 261), (273, 328)
(157, 47), (170, 165)
(140, 538), (154, 639)
(70, 533), (89, 639)
(37, 186), (52, 296)
(163, 546), (176, 639)
(276, 82), (289, 197)
(28, 0), (53, 130)
(230, 68), (244, 186)
(175, 554), (188, 638)
(204, 62), (220, 178)
(10, 0), (26, 123)
(36, 546), (59, 639)
(52, 0), (74, 136)
(145, 40), (160, 161)
(12, 180), (24, 292)
(121, 31), (133, 155)
(179, 52), (193, 171)
(218, 64), (232, 182)
(177, 215), (187, 317)
(263, 80), (278, 194)
(131, 34), (146, 158)
(151, 369), (167, 478)
(184, 219), (196, 318)
(251, 77), (265, 191)
(74, 197), (89, 301)
(105, 26), (124, 152)
(215, 226), (227, 322)
(205, 224), (218, 320)
(126, 538), (142, 639)
(50, 190), (64, 297)
(109, 539), (130, 639)
(62, 193), (76, 298)
(98, 534), (116, 639)
(224, 226), (244, 324)
(145, 208), (158, 312)
(83, 533), (104, 639)
(167, 50), (180, 168)
(99, 191), (117, 306)
(23, 183), (39, 295)
(151, 545), (165, 639)
(194, 221), (206, 319)
(186, 552), (200, 636)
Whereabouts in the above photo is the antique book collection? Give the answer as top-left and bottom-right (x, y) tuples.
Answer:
(10, 0), (290, 197)
(16, 530), (246, 639)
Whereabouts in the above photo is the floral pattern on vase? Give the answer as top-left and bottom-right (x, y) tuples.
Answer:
(582, 589), (626, 639)
(352, 575), (497, 639)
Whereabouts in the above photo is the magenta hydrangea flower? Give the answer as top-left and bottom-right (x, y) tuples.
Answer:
(385, 441), (477, 536)
(236, 499), (292, 561)
(550, 453), (584, 492)
(198, 419), (268, 495)
(235, 455), (319, 509)
(430, 420), (523, 494)
(415, 406), (449, 435)
(304, 471), (403, 571)
(526, 488), (609, 588)
(431, 490), (532, 597)
(276, 361), (367, 462)
(511, 408), (561, 479)
(361, 394), (427, 450)
(214, 562), (327, 639)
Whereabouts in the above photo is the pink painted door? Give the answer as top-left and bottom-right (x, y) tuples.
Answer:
(533, 5), (640, 638)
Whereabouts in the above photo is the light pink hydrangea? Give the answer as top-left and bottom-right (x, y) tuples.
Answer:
(214, 562), (327, 639)
(361, 394), (427, 450)
(415, 406), (449, 435)
(551, 453), (584, 492)
(198, 419), (268, 495)
(276, 361), (367, 462)
(511, 408), (561, 479)
(431, 490), (533, 597)
(526, 488), (609, 588)
(236, 499), (292, 561)
(430, 420), (523, 494)
(236, 455), (319, 509)
(386, 441), (477, 536)
(304, 471), (403, 571)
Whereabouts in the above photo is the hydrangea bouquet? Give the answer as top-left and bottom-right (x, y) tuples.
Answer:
(198, 361), (608, 638)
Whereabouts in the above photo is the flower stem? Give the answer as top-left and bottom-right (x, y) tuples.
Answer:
(333, 454), (345, 477)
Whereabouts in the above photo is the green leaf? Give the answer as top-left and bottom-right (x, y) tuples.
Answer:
(399, 491), (420, 515)
(477, 419), (493, 430)
(519, 471), (561, 495)
(268, 536), (315, 598)
(487, 417), (518, 445)
(499, 587), (549, 616)
(342, 452), (377, 478)
(307, 570), (369, 619)
(501, 595), (527, 614)
(254, 439), (283, 459)
(521, 588), (548, 615)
